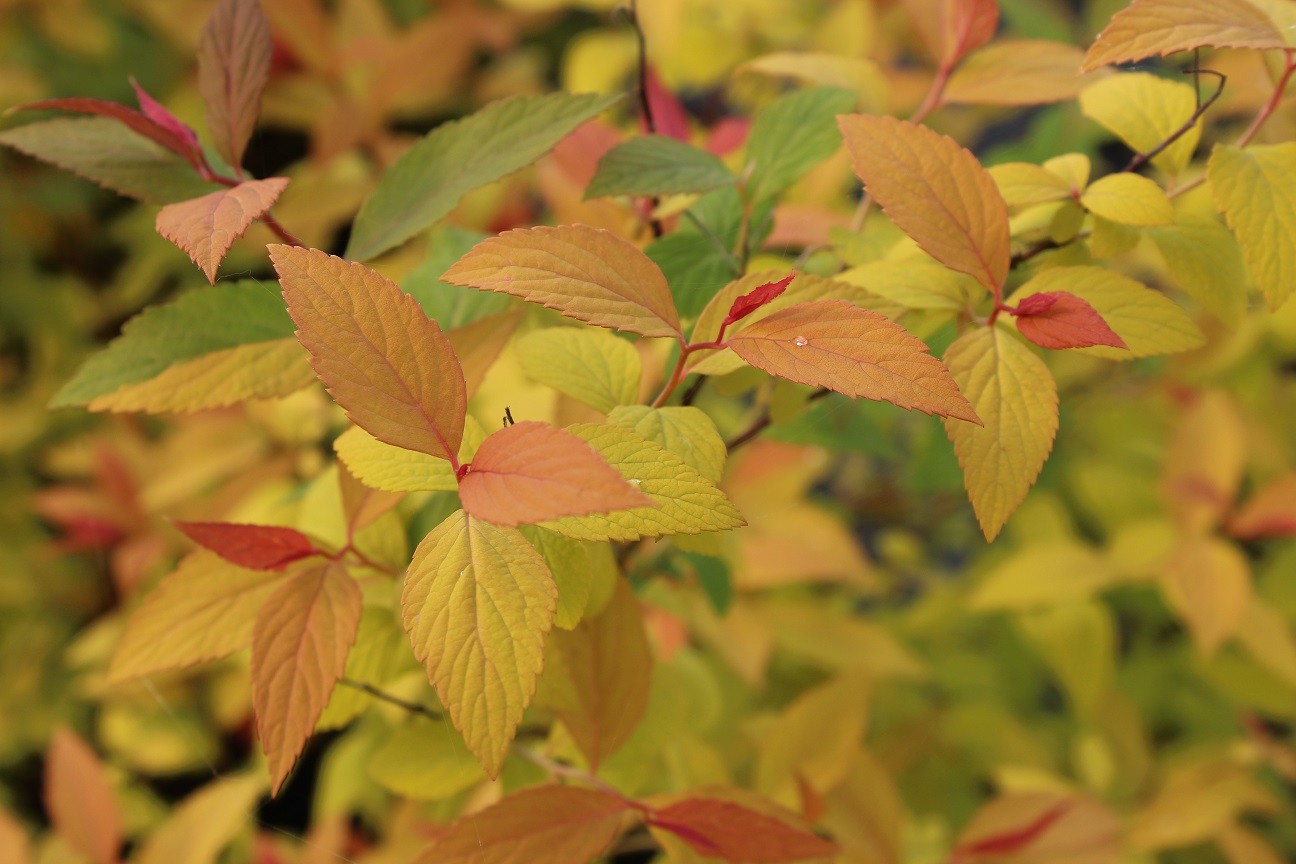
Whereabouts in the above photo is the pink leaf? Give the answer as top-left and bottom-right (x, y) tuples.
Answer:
(174, 521), (318, 571)
(1010, 291), (1128, 350)
(129, 77), (203, 159)
(644, 64), (691, 142)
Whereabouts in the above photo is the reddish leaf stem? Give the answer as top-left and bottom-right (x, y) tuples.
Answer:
(1236, 49), (1296, 149)
(650, 338), (728, 408)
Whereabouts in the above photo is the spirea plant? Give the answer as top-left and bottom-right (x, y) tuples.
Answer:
(4, 0), (1296, 861)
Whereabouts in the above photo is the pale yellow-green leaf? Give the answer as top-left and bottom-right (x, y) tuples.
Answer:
(1089, 214), (1142, 258)
(402, 510), (556, 777)
(317, 608), (411, 730)
(1209, 143), (1296, 310)
(1044, 153), (1091, 190)
(971, 542), (1118, 611)
(988, 162), (1075, 208)
(539, 424), (744, 541)
(1012, 266), (1204, 359)
(1236, 599), (1296, 689)
(739, 52), (888, 113)
(1129, 757), (1273, 851)
(943, 327), (1058, 541)
(519, 525), (592, 630)
(88, 339), (314, 413)
(1147, 213), (1250, 325)
(755, 673), (869, 808)
(821, 750), (905, 864)
(133, 774), (266, 864)
(1017, 602), (1114, 718)
(514, 327), (641, 413)
(109, 551), (288, 682)
(333, 426), (456, 493)
(837, 259), (978, 312)
(367, 719), (483, 800)
(760, 601), (927, 679)
(1080, 73), (1202, 176)
(606, 405), (727, 484)
(1080, 173), (1174, 226)
(1160, 534), (1252, 657)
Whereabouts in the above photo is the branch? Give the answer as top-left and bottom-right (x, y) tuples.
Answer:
(623, 0), (664, 239)
(338, 677), (443, 721)
(724, 387), (831, 451)
(1124, 65), (1226, 174)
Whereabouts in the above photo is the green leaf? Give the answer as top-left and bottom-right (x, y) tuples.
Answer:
(606, 405), (727, 484)
(514, 328), (641, 413)
(346, 92), (622, 260)
(646, 232), (739, 322)
(586, 134), (736, 199)
(402, 226), (511, 327)
(1147, 214), (1249, 325)
(519, 525), (593, 630)
(744, 87), (857, 204)
(52, 281), (299, 408)
(0, 117), (218, 203)
(683, 551), (732, 614)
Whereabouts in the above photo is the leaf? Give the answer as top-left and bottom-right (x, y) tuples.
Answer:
(606, 405), (727, 484)
(197, 0), (272, 168)
(1080, 173), (1174, 226)
(755, 674), (870, 807)
(334, 426), (458, 493)
(649, 793), (839, 863)
(347, 92), (621, 260)
(727, 299), (980, 422)
(1159, 535), (1252, 656)
(724, 272), (796, 329)
(442, 224), (682, 338)
(368, 720), (483, 801)
(1011, 266), (1204, 359)
(53, 281), (303, 410)
(11, 96), (199, 162)
(1164, 390), (1246, 535)
(943, 327), (1058, 541)
(520, 526), (594, 630)
(1010, 291), (1128, 350)
(839, 259), (979, 311)
(133, 774), (266, 864)
(45, 728), (121, 864)
(460, 421), (651, 526)
(318, 607), (409, 730)
(0, 808), (29, 864)
(1209, 143), (1296, 310)
(271, 245), (466, 462)
(1080, 72), (1203, 177)
(539, 424), (744, 541)
(446, 309), (522, 398)
(1082, 0), (1288, 71)
(645, 64), (692, 141)
(740, 54), (888, 114)
(515, 328), (641, 413)
(129, 76), (202, 157)
(172, 521), (317, 570)
(586, 135), (735, 198)
(970, 541), (1118, 611)
(402, 226), (509, 327)
(155, 178), (288, 283)
(745, 87), (858, 205)
(251, 562), (362, 794)
(944, 41), (1088, 106)
(0, 117), (218, 203)
(988, 162), (1075, 208)
(952, 792), (1122, 863)
(413, 785), (632, 864)
(1236, 599), (1296, 689)
(839, 114), (1010, 295)
(109, 551), (287, 681)
(1147, 214), (1250, 325)
(1230, 473), (1296, 538)
(402, 511), (556, 777)
(943, 0), (1000, 66)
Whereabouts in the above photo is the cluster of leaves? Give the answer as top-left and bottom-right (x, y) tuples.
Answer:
(5, 0), (1296, 862)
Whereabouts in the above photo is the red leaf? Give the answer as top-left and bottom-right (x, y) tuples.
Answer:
(649, 796), (838, 863)
(644, 64), (691, 142)
(723, 272), (796, 330)
(174, 521), (317, 571)
(951, 801), (1070, 861)
(944, 0), (1000, 67)
(1011, 290), (1127, 350)
(129, 77), (202, 158)
(1230, 473), (1296, 539)
(11, 97), (198, 165)
(706, 116), (751, 156)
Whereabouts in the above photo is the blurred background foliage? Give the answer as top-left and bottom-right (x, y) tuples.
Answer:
(4, 1), (1296, 862)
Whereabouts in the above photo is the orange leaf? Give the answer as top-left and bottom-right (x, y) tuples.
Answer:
(943, 0), (1000, 67)
(414, 785), (633, 864)
(726, 299), (980, 422)
(197, 0), (273, 167)
(838, 115), (1010, 296)
(649, 795), (839, 863)
(1082, 0), (1288, 72)
(1010, 291), (1128, 350)
(251, 563), (361, 794)
(271, 245), (466, 463)
(447, 308), (523, 397)
(44, 728), (122, 864)
(951, 792), (1122, 864)
(1230, 473), (1296, 539)
(441, 224), (682, 338)
(173, 520), (317, 570)
(459, 421), (653, 526)
(546, 578), (652, 770)
(155, 178), (288, 283)
(338, 462), (401, 534)
(1163, 390), (1245, 535)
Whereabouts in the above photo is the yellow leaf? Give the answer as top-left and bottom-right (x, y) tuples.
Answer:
(971, 542), (1117, 610)
(1236, 599), (1296, 688)
(520, 525), (593, 630)
(1160, 534), (1252, 656)
(545, 579), (652, 770)
(156, 178), (289, 283)
(1163, 390), (1246, 534)
(367, 720), (483, 800)
(839, 114), (1010, 295)
(1080, 173), (1174, 226)
(1044, 153), (1092, 190)
(838, 259), (979, 311)
(317, 607), (410, 731)
(823, 751), (905, 864)
(728, 299), (981, 422)
(402, 510), (556, 777)
(441, 224), (682, 338)
(1080, 72), (1203, 176)
(515, 327), (641, 413)
(607, 405), (727, 484)
(755, 673), (869, 808)
(88, 339), (315, 413)
(945, 41), (1090, 106)
(333, 426), (456, 493)
(109, 551), (288, 682)
(44, 727), (121, 864)
(447, 308), (523, 398)
(1209, 142), (1296, 309)
(989, 162), (1076, 208)
(1017, 602), (1115, 717)
(943, 327), (1058, 541)
(1130, 758), (1273, 851)
(1147, 214), (1250, 325)
(133, 774), (266, 864)
(1012, 266), (1204, 359)
(271, 245), (467, 462)
(252, 562), (362, 794)
(761, 601), (927, 679)
(739, 52), (888, 113)
(1082, 0), (1288, 71)
(539, 424), (745, 541)
(1088, 214), (1142, 258)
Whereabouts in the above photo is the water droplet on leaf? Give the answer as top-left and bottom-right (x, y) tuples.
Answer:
(793, 335), (809, 347)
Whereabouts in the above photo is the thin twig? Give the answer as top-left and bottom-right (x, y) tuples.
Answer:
(624, 0), (664, 239)
(338, 678), (443, 721)
(680, 374), (707, 406)
(724, 387), (830, 451)
(1124, 66), (1225, 174)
